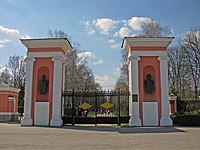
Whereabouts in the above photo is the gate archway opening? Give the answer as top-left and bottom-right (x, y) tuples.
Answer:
(62, 89), (130, 125)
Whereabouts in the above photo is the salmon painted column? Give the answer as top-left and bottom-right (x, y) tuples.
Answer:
(20, 38), (72, 126)
(122, 37), (174, 127)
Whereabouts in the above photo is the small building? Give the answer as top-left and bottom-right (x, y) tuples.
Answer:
(169, 94), (177, 115)
(0, 84), (20, 122)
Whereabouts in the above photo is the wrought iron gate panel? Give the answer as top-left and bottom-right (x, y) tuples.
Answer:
(62, 89), (129, 125)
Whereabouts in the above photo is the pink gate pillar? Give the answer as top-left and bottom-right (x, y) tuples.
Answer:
(20, 38), (72, 126)
(122, 37), (174, 126)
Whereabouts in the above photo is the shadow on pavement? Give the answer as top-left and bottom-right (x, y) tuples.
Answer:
(61, 125), (185, 134)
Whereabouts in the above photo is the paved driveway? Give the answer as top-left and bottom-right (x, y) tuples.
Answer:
(0, 123), (199, 150)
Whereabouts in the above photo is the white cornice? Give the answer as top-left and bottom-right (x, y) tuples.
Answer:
(131, 51), (167, 57)
(122, 37), (174, 51)
(27, 52), (64, 58)
(20, 38), (73, 53)
(0, 87), (20, 93)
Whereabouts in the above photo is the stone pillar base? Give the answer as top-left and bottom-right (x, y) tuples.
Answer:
(160, 115), (173, 126)
(129, 116), (142, 127)
(21, 117), (33, 126)
(50, 116), (63, 127)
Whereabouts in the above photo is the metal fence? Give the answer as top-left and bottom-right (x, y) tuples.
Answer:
(62, 89), (130, 125)
(177, 97), (200, 112)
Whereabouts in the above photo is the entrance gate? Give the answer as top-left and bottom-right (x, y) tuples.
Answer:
(62, 89), (129, 125)
(20, 37), (174, 127)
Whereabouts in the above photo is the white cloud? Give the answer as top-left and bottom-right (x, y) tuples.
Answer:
(0, 44), (4, 48)
(128, 17), (151, 30)
(78, 51), (95, 60)
(95, 37), (105, 41)
(122, 20), (127, 25)
(83, 16), (152, 37)
(87, 29), (95, 35)
(83, 17), (153, 48)
(21, 34), (31, 39)
(93, 59), (103, 66)
(95, 75), (115, 89)
(113, 32), (119, 38)
(84, 21), (96, 35)
(110, 43), (120, 49)
(0, 25), (31, 48)
(108, 39), (120, 49)
(112, 67), (121, 76)
(116, 67), (121, 72)
(113, 26), (137, 39)
(0, 25), (20, 36)
(108, 39), (115, 44)
(118, 27), (132, 38)
(93, 18), (119, 35)
(0, 25), (20, 48)
(77, 51), (103, 66)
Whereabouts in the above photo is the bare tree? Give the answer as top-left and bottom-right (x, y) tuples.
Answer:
(48, 29), (69, 39)
(0, 68), (12, 85)
(0, 55), (26, 109)
(114, 50), (129, 90)
(48, 29), (101, 91)
(141, 20), (172, 37)
(182, 28), (200, 98)
(168, 45), (192, 97)
(8, 55), (26, 88)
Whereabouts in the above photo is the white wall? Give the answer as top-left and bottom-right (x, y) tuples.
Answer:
(143, 102), (158, 126)
(34, 102), (49, 126)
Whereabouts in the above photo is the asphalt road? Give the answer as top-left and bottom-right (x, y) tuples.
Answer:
(0, 123), (200, 150)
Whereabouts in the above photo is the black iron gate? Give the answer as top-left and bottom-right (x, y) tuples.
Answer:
(62, 89), (129, 125)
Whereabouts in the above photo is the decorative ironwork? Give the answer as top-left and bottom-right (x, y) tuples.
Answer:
(101, 101), (113, 110)
(62, 89), (130, 125)
(62, 89), (130, 97)
(79, 102), (92, 110)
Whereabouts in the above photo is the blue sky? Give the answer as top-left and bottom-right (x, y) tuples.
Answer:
(0, 0), (200, 89)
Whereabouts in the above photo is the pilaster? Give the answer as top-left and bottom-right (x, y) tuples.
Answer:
(50, 56), (65, 127)
(129, 55), (141, 126)
(21, 56), (35, 126)
(158, 56), (173, 126)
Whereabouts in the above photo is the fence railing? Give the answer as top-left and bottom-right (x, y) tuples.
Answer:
(62, 89), (130, 125)
(176, 97), (200, 112)
(178, 97), (200, 101)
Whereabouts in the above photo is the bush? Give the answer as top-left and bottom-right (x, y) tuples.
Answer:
(177, 100), (200, 112)
(171, 110), (200, 126)
(18, 106), (24, 116)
